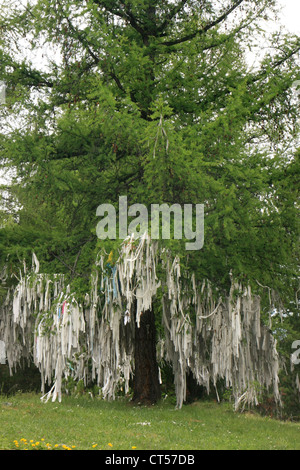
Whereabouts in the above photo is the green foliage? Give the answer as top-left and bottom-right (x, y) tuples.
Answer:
(0, 0), (299, 412)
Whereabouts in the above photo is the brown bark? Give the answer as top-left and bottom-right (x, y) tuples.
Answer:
(132, 308), (161, 405)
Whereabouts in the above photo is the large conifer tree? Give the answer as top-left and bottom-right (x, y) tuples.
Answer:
(0, 0), (299, 405)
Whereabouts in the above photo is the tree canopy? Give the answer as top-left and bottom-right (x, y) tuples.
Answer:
(0, 0), (299, 410)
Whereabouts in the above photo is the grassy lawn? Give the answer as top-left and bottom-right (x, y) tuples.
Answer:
(0, 393), (299, 450)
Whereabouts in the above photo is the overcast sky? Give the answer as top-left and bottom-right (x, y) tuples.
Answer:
(279, 0), (300, 34)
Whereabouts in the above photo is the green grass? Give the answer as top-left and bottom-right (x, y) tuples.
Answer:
(0, 393), (299, 450)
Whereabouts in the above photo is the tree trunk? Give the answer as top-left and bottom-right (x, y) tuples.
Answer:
(133, 308), (161, 405)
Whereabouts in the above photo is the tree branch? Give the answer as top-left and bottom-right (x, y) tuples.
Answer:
(56, 0), (100, 65)
(161, 0), (245, 47)
(247, 39), (300, 86)
(91, 0), (146, 37)
(157, 0), (189, 34)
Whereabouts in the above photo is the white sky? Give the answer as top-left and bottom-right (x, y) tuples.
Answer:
(278, 0), (300, 34)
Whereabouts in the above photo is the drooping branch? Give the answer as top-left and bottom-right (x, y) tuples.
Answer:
(248, 39), (300, 86)
(54, 1), (130, 97)
(178, 38), (300, 117)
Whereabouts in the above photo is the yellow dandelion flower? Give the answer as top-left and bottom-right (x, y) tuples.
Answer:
(92, 444), (98, 448)
(132, 446), (137, 449)
(72, 445), (76, 449)
(108, 443), (113, 447)
(54, 444), (59, 448)
(30, 440), (34, 443)
(41, 438), (45, 441)
(35, 442), (40, 446)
